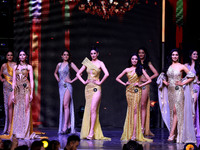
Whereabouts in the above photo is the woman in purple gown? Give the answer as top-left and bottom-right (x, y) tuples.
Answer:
(54, 50), (79, 134)
(185, 49), (200, 137)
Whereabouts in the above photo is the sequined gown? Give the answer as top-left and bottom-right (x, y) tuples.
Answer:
(0, 66), (44, 140)
(140, 68), (154, 136)
(121, 71), (152, 142)
(11, 67), (34, 139)
(2, 63), (13, 133)
(80, 58), (110, 140)
(58, 63), (75, 134)
(186, 64), (200, 137)
(167, 66), (196, 143)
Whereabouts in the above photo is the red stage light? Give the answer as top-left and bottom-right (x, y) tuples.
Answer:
(150, 101), (157, 107)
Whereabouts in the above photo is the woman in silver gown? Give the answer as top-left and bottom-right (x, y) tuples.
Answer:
(54, 50), (79, 134)
(185, 50), (200, 137)
(157, 49), (196, 143)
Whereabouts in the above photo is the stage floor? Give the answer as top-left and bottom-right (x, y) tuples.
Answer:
(1, 128), (200, 150)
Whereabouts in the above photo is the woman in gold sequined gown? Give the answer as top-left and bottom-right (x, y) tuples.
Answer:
(161, 49), (196, 143)
(116, 53), (152, 141)
(0, 51), (16, 134)
(137, 48), (158, 136)
(76, 47), (110, 140)
(0, 50), (35, 140)
(11, 50), (34, 139)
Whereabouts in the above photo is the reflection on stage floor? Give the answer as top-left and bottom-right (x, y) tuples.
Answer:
(1, 128), (200, 150)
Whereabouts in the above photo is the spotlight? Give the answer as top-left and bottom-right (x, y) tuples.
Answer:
(41, 139), (49, 149)
(184, 143), (197, 150)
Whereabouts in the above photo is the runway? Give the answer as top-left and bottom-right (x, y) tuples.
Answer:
(1, 128), (199, 150)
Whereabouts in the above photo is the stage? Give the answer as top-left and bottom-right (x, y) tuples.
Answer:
(1, 128), (200, 150)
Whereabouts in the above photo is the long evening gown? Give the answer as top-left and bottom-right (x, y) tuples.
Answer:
(80, 58), (110, 140)
(186, 64), (200, 137)
(2, 63), (13, 134)
(167, 66), (185, 142)
(58, 63), (75, 134)
(12, 66), (34, 139)
(140, 62), (154, 136)
(0, 66), (35, 139)
(157, 66), (196, 143)
(121, 71), (152, 142)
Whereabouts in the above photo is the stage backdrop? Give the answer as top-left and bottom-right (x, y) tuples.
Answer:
(40, 0), (162, 128)
(13, 0), (162, 128)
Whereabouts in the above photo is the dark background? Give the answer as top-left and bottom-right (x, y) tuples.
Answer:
(40, 0), (162, 129)
(0, 0), (199, 129)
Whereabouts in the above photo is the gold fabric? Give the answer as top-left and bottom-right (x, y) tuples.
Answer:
(80, 58), (110, 140)
(0, 115), (14, 139)
(140, 74), (154, 136)
(167, 66), (184, 142)
(140, 61), (154, 136)
(121, 72), (152, 142)
(0, 67), (34, 139)
(13, 68), (33, 139)
(1, 63), (13, 133)
(144, 84), (154, 136)
(4, 63), (13, 85)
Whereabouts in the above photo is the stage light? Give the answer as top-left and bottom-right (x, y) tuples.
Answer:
(0, 43), (6, 46)
(41, 139), (49, 149)
(150, 101), (157, 107)
(184, 143), (197, 150)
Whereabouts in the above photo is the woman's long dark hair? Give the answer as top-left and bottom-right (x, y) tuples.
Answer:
(129, 53), (143, 77)
(62, 49), (72, 68)
(5, 51), (14, 63)
(137, 47), (150, 70)
(187, 49), (200, 76)
(16, 50), (29, 68)
(89, 46), (99, 60)
(163, 49), (180, 74)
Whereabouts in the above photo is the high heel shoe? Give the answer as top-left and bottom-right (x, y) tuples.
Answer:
(167, 135), (175, 141)
(141, 128), (145, 134)
(86, 134), (94, 140)
(67, 128), (71, 134)
(131, 135), (136, 141)
(60, 129), (68, 135)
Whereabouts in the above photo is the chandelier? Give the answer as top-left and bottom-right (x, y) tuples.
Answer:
(77, 0), (139, 20)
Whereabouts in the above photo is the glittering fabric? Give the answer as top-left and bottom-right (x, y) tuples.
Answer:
(121, 72), (152, 142)
(2, 63), (13, 133)
(58, 63), (75, 134)
(167, 67), (196, 143)
(12, 67), (32, 139)
(167, 66), (184, 142)
(80, 57), (110, 140)
(186, 64), (200, 137)
(157, 73), (170, 131)
(140, 74), (154, 136)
